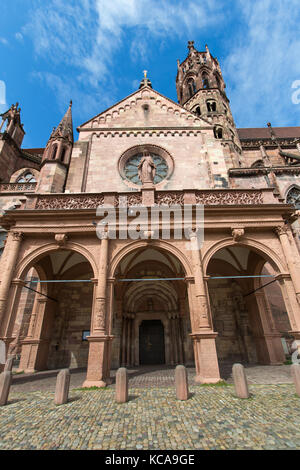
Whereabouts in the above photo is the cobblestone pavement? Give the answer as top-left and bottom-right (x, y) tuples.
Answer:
(10, 364), (294, 393)
(0, 384), (299, 450)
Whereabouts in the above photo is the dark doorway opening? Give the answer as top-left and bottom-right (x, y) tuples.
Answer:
(139, 320), (165, 365)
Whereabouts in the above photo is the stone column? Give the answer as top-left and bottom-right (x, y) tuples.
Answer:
(0, 232), (23, 329)
(277, 273), (300, 350)
(18, 296), (49, 373)
(187, 230), (220, 383)
(121, 316), (127, 366)
(275, 225), (300, 302)
(83, 233), (112, 387)
(253, 291), (285, 364)
(103, 277), (115, 383)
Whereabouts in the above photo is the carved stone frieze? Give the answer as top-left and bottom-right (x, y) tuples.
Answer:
(155, 192), (184, 206)
(195, 190), (263, 205)
(0, 182), (36, 193)
(36, 194), (105, 210)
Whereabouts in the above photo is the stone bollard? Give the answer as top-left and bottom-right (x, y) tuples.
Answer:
(4, 355), (14, 372)
(115, 367), (128, 403)
(232, 363), (250, 399)
(291, 364), (300, 396)
(175, 365), (189, 400)
(0, 371), (12, 406)
(54, 369), (71, 405)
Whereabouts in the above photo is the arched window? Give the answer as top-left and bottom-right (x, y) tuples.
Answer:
(207, 100), (217, 112)
(17, 171), (36, 183)
(287, 187), (300, 209)
(52, 144), (58, 160)
(61, 147), (66, 163)
(251, 160), (264, 168)
(187, 79), (196, 98)
(193, 106), (201, 117)
(214, 126), (223, 139)
(215, 75), (221, 89)
(202, 73), (209, 89)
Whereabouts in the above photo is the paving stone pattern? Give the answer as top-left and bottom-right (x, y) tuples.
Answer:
(0, 384), (299, 450)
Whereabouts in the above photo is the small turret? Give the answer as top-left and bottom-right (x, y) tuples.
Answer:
(37, 101), (74, 193)
(42, 101), (73, 164)
(0, 103), (25, 147)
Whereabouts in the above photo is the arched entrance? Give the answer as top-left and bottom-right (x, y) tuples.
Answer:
(14, 247), (95, 373)
(205, 243), (288, 368)
(110, 243), (194, 369)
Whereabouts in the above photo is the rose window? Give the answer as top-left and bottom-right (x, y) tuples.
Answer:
(124, 153), (168, 186)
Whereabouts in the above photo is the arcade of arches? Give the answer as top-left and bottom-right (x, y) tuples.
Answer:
(0, 232), (300, 387)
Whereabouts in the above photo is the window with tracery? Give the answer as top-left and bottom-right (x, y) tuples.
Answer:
(287, 187), (300, 209)
(17, 171), (36, 183)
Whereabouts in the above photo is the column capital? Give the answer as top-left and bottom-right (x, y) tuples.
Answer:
(12, 231), (23, 242)
(275, 273), (290, 282)
(274, 225), (288, 237)
(11, 278), (26, 287)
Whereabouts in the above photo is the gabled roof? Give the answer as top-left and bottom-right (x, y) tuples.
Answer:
(78, 85), (211, 130)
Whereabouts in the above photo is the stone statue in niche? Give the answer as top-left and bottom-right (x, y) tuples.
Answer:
(138, 151), (156, 185)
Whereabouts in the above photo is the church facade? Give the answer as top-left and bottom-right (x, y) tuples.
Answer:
(0, 41), (300, 386)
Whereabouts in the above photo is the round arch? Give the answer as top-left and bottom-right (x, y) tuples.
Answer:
(109, 239), (193, 279)
(15, 241), (98, 280)
(202, 237), (286, 275)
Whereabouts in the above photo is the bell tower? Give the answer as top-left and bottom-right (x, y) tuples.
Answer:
(176, 41), (242, 160)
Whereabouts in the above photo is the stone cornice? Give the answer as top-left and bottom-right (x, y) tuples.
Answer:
(79, 126), (212, 135)
(229, 166), (300, 177)
(240, 138), (299, 150)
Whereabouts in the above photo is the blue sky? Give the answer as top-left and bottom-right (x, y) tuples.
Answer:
(1, 0), (300, 148)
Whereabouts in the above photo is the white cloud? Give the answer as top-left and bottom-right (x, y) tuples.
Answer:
(223, 0), (300, 127)
(0, 80), (7, 113)
(0, 38), (8, 46)
(23, 0), (223, 114)
(15, 32), (24, 42)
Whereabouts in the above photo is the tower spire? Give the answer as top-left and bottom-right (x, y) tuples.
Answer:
(51, 100), (73, 143)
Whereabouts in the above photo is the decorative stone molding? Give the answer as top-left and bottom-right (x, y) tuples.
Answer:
(36, 194), (105, 210)
(94, 298), (106, 330)
(27, 188), (275, 212)
(54, 233), (68, 247)
(195, 190), (263, 205)
(0, 182), (36, 193)
(155, 192), (184, 206)
(119, 193), (142, 207)
(232, 228), (245, 242)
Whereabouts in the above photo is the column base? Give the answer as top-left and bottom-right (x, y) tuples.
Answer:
(82, 380), (107, 388)
(82, 335), (113, 387)
(190, 331), (221, 384)
(195, 375), (222, 384)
